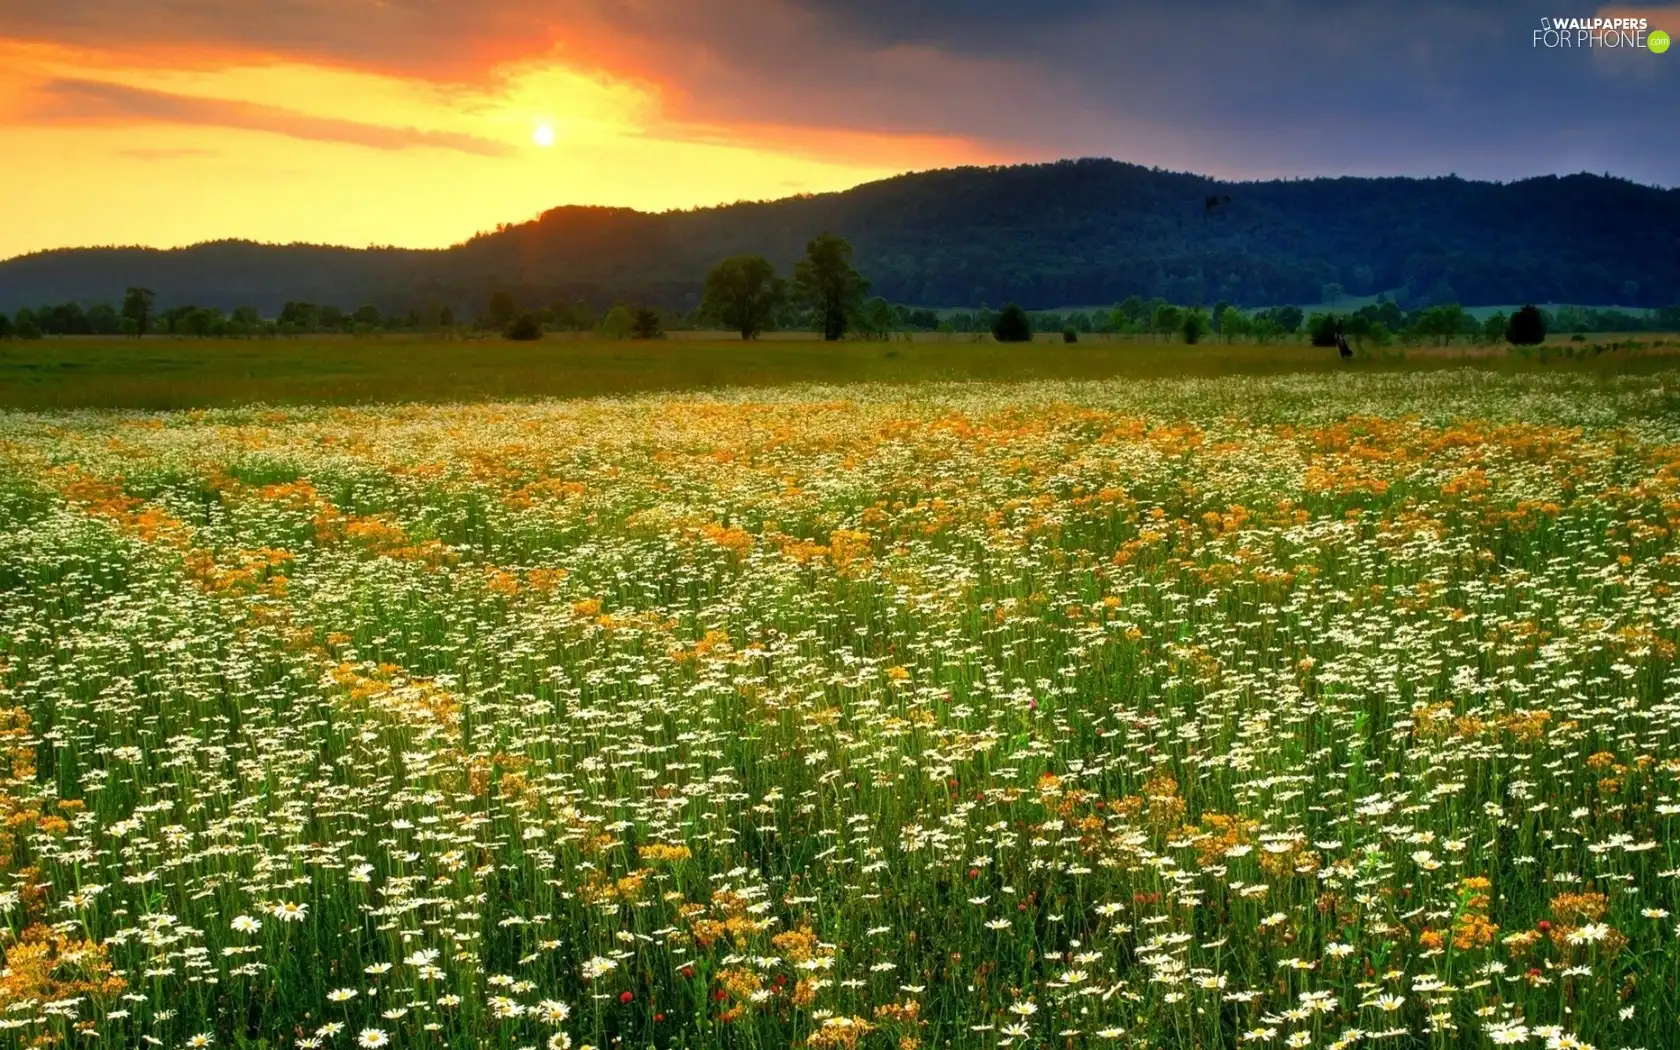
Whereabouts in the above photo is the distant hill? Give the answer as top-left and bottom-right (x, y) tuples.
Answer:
(3, 159), (1677, 315)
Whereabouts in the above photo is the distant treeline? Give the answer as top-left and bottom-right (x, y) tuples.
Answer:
(4, 160), (1679, 315)
(6, 289), (1674, 342)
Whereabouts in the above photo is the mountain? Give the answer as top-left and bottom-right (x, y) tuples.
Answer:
(3, 159), (1677, 315)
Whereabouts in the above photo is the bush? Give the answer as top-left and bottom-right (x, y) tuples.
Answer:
(991, 304), (1032, 343)
(1506, 304), (1547, 345)
(1062, 329), (1078, 344)
(503, 313), (544, 341)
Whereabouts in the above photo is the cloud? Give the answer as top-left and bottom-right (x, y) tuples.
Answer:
(29, 79), (513, 156)
(0, 0), (1674, 181)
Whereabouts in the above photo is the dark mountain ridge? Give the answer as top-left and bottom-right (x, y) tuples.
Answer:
(3, 159), (1676, 314)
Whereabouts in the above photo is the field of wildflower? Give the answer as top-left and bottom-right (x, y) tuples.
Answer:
(1, 368), (1678, 1050)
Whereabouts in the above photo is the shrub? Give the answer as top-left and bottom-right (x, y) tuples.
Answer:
(1506, 304), (1547, 345)
(991, 304), (1032, 343)
(503, 313), (544, 341)
(1062, 329), (1078, 344)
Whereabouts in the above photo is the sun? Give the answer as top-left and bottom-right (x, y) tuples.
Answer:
(532, 123), (556, 148)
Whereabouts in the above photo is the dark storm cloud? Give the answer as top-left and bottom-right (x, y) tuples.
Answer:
(1, 0), (1674, 182)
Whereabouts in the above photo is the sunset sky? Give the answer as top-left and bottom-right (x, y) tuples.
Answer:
(1, 1), (1674, 261)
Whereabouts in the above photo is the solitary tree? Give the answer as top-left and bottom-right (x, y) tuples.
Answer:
(1506, 304), (1547, 345)
(121, 287), (155, 338)
(701, 255), (784, 339)
(353, 304), (383, 328)
(793, 233), (868, 341)
(991, 304), (1033, 343)
(0, 313), (11, 340)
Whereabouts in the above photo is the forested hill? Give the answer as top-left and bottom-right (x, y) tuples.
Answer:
(3, 159), (1677, 314)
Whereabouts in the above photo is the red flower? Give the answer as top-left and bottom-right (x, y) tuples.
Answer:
(620, 991), (634, 1004)
(1537, 920), (1551, 933)
(655, 1013), (666, 1023)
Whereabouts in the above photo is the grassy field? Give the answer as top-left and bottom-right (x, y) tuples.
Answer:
(2, 367), (1679, 1049)
(2, 333), (1676, 409)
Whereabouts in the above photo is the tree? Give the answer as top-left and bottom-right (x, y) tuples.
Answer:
(504, 312), (544, 341)
(1308, 313), (1342, 347)
(230, 306), (262, 336)
(1419, 303), (1468, 346)
(1152, 303), (1182, 340)
(1211, 300), (1230, 334)
(1180, 309), (1209, 344)
(1481, 312), (1509, 344)
(0, 312), (11, 340)
(486, 291), (518, 331)
(598, 305), (633, 339)
(1118, 296), (1146, 328)
(701, 255), (785, 339)
(121, 287), (155, 338)
(440, 306), (455, 330)
(1062, 328), (1079, 344)
(793, 233), (868, 341)
(14, 309), (42, 340)
(1218, 306), (1247, 342)
(853, 297), (894, 341)
(631, 307), (664, 340)
(278, 302), (318, 332)
(86, 303), (122, 335)
(1506, 304), (1547, 345)
(991, 303), (1032, 343)
(1269, 306), (1303, 334)
(180, 308), (222, 337)
(353, 304), (383, 328)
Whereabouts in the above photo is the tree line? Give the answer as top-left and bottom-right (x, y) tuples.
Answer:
(4, 237), (1677, 346)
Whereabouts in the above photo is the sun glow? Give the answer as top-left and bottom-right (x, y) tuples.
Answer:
(532, 123), (556, 148)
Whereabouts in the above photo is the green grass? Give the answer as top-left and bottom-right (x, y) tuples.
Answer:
(3, 333), (1677, 410)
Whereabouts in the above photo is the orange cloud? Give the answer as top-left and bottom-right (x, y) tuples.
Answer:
(30, 79), (515, 155)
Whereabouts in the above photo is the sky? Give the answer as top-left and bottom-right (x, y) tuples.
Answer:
(0, 0), (1675, 260)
